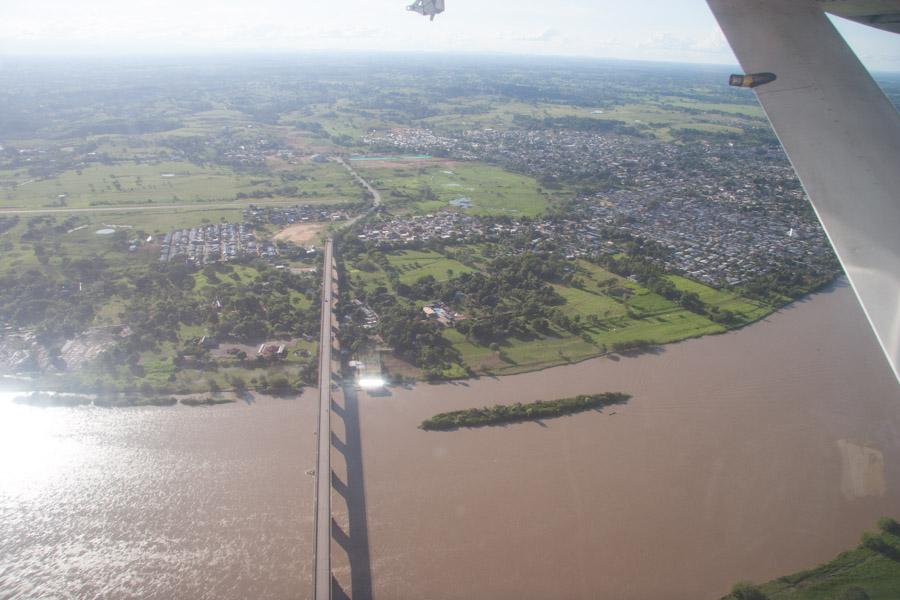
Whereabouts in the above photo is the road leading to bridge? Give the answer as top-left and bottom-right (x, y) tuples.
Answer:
(0, 200), (308, 215)
(314, 238), (335, 600)
(336, 158), (382, 208)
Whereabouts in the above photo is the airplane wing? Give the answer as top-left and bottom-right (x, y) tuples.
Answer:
(706, 0), (900, 383)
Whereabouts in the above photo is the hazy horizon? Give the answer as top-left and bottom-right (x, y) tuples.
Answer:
(3, 50), (900, 79)
(1, 0), (898, 72)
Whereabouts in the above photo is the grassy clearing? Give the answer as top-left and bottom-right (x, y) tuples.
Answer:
(420, 99), (601, 131)
(346, 249), (747, 378)
(1, 158), (362, 210)
(485, 334), (600, 375)
(0, 208), (250, 279)
(451, 273), (726, 375)
(355, 162), (553, 217)
(385, 249), (476, 285)
(193, 264), (258, 290)
(416, 98), (763, 142)
(1, 162), (263, 208)
(555, 285), (628, 320)
(666, 275), (772, 325)
(659, 96), (764, 118)
(97, 207), (245, 234)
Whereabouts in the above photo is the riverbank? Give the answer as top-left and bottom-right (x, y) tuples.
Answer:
(344, 240), (838, 381)
(345, 280), (900, 600)
(10, 391), (240, 408)
(723, 518), (900, 599)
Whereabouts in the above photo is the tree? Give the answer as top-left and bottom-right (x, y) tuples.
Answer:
(269, 375), (293, 395)
(861, 531), (890, 554)
(229, 375), (248, 392)
(835, 588), (870, 600)
(728, 582), (768, 600)
(877, 517), (900, 536)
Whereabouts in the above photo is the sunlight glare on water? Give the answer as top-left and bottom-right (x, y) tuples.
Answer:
(0, 390), (316, 599)
(0, 391), (85, 498)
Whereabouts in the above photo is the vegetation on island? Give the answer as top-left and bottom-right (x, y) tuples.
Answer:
(722, 518), (900, 600)
(179, 397), (236, 407)
(420, 392), (630, 431)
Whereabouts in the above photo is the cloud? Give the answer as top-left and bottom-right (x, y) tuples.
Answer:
(638, 26), (728, 55)
(519, 28), (562, 43)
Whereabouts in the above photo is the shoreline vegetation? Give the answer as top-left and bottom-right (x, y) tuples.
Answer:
(13, 392), (236, 408)
(420, 392), (630, 431)
(722, 517), (900, 600)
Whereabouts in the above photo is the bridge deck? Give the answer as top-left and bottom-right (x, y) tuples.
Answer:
(314, 238), (334, 600)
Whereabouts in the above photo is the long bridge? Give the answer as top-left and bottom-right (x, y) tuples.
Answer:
(314, 162), (380, 600)
(314, 238), (335, 600)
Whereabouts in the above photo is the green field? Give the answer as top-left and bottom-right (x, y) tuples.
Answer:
(0, 158), (363, 209)
(344, 249), (766, 377)
(666, 275), (772, 325)
(0, 207), (253, 275)
(355, 162), (555, 216)
(1, 162), (262, 208)
(385, 249), (476, 285)
(416, 97), (764, 142)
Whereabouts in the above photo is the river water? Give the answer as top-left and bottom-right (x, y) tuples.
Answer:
(0, 394), (319, 599)
(344, 280), (900, 600)
(1, 280), (899, 599)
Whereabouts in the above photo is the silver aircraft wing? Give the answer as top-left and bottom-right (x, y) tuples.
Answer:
(706, 0), (900, 383)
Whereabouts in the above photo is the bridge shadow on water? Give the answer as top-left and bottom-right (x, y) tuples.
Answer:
(331, 385), (373, 600)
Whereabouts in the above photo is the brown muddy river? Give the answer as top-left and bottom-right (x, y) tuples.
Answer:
(337, 280), (900, 600)
(2, 280), (899, 599)
(0, 394), (319, 599)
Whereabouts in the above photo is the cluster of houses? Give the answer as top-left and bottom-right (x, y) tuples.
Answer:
(422, 302), (464, 327)
(579, 190), (831, 286)
(243, 204), (354, 226)
(0, 330), (39, 373)
(257, 343), (288, 359)
(364, 129), (476, 160)
(350, 299), (380, 329)
(361, 126), (834, 287)
(354, 201), (830, 288)
(164, 132), (286, 169)
(160, 223), (276, 264)
(356, 212), (486, 245)
(365, 127), (791, 191)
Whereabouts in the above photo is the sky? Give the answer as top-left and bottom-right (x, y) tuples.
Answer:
(1, 0), (899, 71)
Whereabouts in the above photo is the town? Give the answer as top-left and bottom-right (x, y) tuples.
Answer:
(361, 127), (835, 286)
(353, 197), (832, 288)
(242, 203), (357, 227)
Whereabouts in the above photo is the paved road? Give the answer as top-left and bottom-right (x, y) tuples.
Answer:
(0, 200), (314, 215)
(314, 238), (335, 600)
(336, 158), (382, 208)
